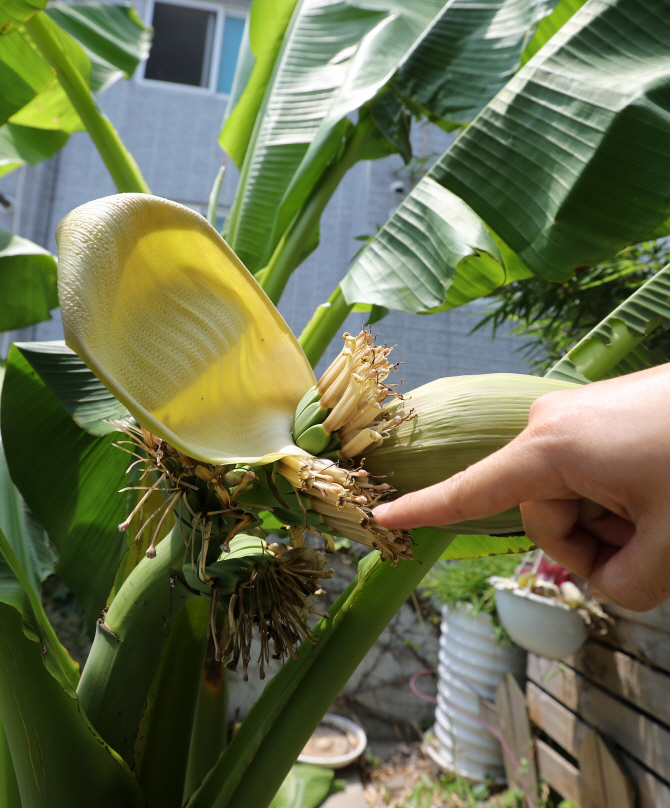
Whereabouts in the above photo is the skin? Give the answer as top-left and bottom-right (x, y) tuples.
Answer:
(372, 364), (670, 612)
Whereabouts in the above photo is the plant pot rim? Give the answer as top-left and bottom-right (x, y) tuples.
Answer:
(490, 578), (573, 612)
(297, 713), (367, 769)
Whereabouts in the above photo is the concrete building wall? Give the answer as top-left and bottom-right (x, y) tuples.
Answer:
(1, 6), (527, 380)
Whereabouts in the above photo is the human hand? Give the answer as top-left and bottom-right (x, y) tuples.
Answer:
(372, 364), (670, 611)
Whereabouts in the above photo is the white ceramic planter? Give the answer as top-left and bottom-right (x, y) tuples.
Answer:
(298, 713), (367, 769)
(493, 585), (588, 659)
(427, 604), (526, 783)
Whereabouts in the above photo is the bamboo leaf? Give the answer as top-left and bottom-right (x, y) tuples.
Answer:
(0, 230), (58, 331)
(1, 343), (129, 632)
(433, 0), (670, 281)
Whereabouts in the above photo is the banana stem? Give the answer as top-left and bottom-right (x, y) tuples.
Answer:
(208, 164), (227, 228)
(183, 625), (230, 801)
(185, 531), (455, 808)
(259, 118), (375, 306)
(135, 598), (210, 808)
(0, 526), (78, 690)
(299, 285), (353, 367)
(77, 524), (197, 764)
(24, 13), (150, 194)
(0, 714), (20, 806)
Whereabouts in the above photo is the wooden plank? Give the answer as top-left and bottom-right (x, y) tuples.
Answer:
(477, 696), (500, 735)
(528, 655), (670, 783)
(495, 673), (538, 801)
(625, 755), (670, 808)
(527, 681), (588, 757)
(567, 640), (670, 727)
(594, 616), (670, 673)
(578, 730), (634, 808)
(535, 739), (580, 805)
(528, 684), (670, 808)
(605, 602), (670, 633)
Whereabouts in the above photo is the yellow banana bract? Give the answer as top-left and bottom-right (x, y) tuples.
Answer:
(57, 194), (316, 464)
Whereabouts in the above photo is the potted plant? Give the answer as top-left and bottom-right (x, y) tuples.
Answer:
(421, 555), (527, 782)
(491, 552), (612, 660)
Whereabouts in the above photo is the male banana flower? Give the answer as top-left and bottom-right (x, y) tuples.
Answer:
(56, 193), (574, 670)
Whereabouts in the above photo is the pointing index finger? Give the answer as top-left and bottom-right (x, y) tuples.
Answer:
(372, 431), (563, 530)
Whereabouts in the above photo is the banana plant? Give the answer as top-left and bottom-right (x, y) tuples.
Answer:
(2, 0), (670, 806)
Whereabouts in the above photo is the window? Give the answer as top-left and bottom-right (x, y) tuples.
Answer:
(142, 1), (246, 93)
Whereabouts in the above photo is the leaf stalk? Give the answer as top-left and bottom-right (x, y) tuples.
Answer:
(24, 13), (150, 194)
(258, 117), (375, 306)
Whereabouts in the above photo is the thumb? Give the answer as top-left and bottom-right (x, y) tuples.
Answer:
(372, 430), (561, 530)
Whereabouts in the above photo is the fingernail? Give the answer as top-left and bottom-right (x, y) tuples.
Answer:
(372, 502), (391, 520)
(589, 588), (610, 604)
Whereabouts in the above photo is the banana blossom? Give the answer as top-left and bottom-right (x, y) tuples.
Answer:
(57, 193), (316, 465)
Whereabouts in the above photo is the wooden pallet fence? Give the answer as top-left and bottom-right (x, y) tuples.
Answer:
(526, 625), (670, 808)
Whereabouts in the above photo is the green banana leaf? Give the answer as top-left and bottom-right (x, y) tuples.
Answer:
(0, 229), (58, 331)
(341, 0), (670, 314)
(1, 343), (130, 632)
(11, 14), (91, 132)
(222, 0), (444, 272)
(12, 341), (131, 435)
(340, 178), (519, 312)
(0, 5), (150, 176)
(224, 0), (567, 286)
(0, 121), (69, 178)
(521, 0), (587, 64)
(0, 25), (54, 124)
(434, 0), (670, 282)
(0, 0), (47, 34)
(547, 261), (670, 383)
(269, 764), (336, 808)
(0, 436), (54, 595)
(0, 530), (144, 807)
(45, 3), (152, 94)
(220, 0), (299, 167)
(135, 598), (209, 808)
(391, 0), (557, 127)
(0, 714), (20, 808)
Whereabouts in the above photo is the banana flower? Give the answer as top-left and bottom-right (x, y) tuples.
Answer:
(57, 193), (316, 465)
